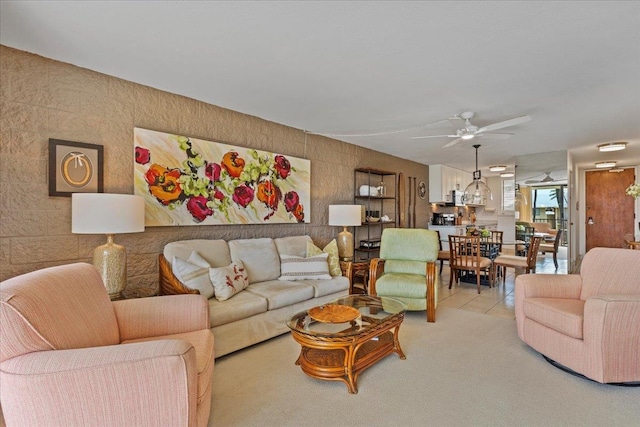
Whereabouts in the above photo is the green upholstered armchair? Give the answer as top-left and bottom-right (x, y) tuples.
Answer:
(369, 228), (439, 322)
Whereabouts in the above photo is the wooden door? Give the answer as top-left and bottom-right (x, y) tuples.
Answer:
(585, 168), (635, 251)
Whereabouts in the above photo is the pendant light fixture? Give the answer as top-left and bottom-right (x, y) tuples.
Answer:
(514, 165), (527, 206)
(463, 144), (492, 206)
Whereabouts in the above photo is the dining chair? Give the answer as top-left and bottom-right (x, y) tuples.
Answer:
(489, 230), (504, 253)
(435, 230), (451, 274)
(492, 236), (542, 284)
(539, 229), (563, 269)
(516, 226), (535, 256)
(448, 235), (493, 294)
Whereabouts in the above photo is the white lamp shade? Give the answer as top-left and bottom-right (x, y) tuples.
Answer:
(72, 193), (145, 234)
(328, 205), (362, 226)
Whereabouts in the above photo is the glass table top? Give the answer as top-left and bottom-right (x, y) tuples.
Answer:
(287, 295), (406, 338)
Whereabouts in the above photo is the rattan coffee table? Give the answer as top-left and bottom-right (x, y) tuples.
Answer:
(287, 295), (407, 394)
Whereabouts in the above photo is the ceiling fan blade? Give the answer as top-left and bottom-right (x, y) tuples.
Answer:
(411, 134), (458, 140)
(477, 132), (513, 140)
(443, 137), (464, 148)
(477, 115), (531, 133)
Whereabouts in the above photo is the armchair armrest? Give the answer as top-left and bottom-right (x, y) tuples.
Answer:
(0, 340), (198, 426)
(113, 294), (210, 341)
(516, 274), (583, 299)
(368, 258), (385, 296)
(583, 294), (640, 383)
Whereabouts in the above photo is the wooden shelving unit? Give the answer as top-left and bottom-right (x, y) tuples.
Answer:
(353, 168), (397, 261)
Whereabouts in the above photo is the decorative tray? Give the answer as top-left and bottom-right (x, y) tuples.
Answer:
(308, 305), (360, 323)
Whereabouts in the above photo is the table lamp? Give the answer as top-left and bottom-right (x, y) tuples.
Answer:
(72, 193), (145, 299)
(328, 205), (362, 261)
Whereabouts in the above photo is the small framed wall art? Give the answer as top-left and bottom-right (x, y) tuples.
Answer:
(48, 139), (104, 197)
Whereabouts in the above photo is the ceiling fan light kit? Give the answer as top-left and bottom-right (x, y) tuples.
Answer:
(595, 161), (616, 168)
(463, 144), (492, 206)
(597, 142), (627, 152)
(489, 165), (507, 172)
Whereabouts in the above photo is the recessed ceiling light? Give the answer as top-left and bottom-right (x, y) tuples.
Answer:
(598, 142), (627, 152)
(489, 165), (507, 172)
(595, 161), (616, 168)
(499, 172), (514, 178)
(609, 167), (625, 173)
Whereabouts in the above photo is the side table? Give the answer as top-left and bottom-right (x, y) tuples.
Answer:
(341, 260), (370, 294)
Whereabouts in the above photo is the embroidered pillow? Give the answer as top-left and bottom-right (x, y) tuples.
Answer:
(172, 252), (215, 298)
(209, 261), (249, 301)
(306, 239), (341, 276)
(279, 253), (331, 281)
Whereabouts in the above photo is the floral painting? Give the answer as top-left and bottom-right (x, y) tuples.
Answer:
(133, 128), (310, 226)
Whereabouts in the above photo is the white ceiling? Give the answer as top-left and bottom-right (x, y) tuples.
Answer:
(1, 1), (639, 180)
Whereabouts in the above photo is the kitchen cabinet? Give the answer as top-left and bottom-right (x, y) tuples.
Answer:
(429, 164), (472, 204)
(353, 168), (397, 261)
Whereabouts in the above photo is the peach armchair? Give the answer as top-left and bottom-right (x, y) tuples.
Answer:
(1, 263), (214, 426)
(515, 247), (640, 384)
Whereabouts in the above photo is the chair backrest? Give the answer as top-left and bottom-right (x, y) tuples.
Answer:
(580, 247), (640, 300)
(490, 230), (503, 252)
(435, 230), (443, 250)
(526, 236), (542, 268)
(449, 235), (482, 270)
(552, 229), (563, 250)
(380, 228), (438, 275)
(0, 263), (120, 362)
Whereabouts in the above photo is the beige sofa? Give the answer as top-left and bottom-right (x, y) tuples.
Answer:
(160, 235), (350, 357)
(515, 247), (640, 384)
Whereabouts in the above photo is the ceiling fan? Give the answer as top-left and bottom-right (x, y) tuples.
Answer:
(411, 111), (532, 148)
(525, 172), (558, 184)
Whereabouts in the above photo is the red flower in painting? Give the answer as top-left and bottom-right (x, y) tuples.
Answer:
(232, 184), (254, 208)
(214, 189), (225, 200)
(135, 147), (150, 164)
(274, 155), (291, 179)
(205, 162), (221, 182)
(186, 196), (213, 222)
(284, 191), (299, 213)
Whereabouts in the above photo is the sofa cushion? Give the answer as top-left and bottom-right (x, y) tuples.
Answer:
(306, 239), (341, 276)
(172, 254), (215, 299)
(164, 239), (231, 268)
(523, 297), (585, 339)
(299, 276), (350, 298)
(274, 235), (313, 258)
(208, 291), (268, 328)
(279, 254), (331, 281)
(209, 261), (249, 301)
(229, 238), (280, 284)
(244, 280), (315, 310)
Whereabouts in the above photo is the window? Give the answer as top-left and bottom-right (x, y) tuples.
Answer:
(502, 179), (515, 211)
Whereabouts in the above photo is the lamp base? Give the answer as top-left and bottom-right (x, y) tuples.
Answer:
(337, 227), (354, 262)
(93, 234), (127, 300)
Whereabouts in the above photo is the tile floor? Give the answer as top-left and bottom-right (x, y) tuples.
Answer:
(438, 247), (569, 320)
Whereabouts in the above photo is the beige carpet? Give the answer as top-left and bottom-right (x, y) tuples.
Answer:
(210, 307), (640, 426)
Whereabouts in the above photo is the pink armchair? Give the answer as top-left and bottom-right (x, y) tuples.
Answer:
(515, 247), (640, 384)
(1, 263), (214, 426)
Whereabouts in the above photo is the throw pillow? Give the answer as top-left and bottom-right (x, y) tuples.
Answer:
(279, 253), (331, 281)
(209, 261), (249, 301)
(306, 239), (341, 276)
(172, 253), (215, 299)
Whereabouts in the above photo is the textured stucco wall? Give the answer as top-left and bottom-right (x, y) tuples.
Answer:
(0, 45), (431, 297)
